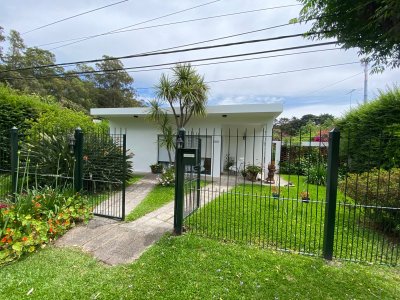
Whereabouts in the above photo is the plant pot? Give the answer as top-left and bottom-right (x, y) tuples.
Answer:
(272, 193), (280, 199)
(150, 165), (163, 174)
(247, 173), (258, 182)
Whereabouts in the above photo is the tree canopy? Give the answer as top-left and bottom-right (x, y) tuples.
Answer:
(0, 28), (143, 112)
(155, 63), (209, 129)
(298, 0), (400, 71)
(274, 113), (335, 136)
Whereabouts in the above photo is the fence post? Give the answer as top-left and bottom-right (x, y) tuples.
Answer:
(196, 138), (201, 207)
(323, 128), (340, 260)
(10, 127), (18, 201)
(174, 128), (186, 235)
(74, 127), (83, 193)
(121, 133), (127, 220)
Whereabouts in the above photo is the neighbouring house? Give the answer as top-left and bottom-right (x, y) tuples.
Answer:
(90, 103), (283, 178)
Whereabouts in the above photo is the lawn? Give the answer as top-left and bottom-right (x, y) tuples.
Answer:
(125, 185), (175, 221)
(0, 234), (398, 299)
(186, 176), (399, 265)
(126, 180), (207, 222)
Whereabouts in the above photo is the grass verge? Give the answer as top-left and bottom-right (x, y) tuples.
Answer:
(0, 234), (398, 299)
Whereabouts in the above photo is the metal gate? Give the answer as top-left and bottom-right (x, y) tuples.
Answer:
(82, 131), (126, 220)
(174, 131), (201, 234)
(0, 127), (126, 221)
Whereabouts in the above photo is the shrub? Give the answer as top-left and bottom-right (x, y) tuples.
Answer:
(339, 168), (400, 234)
(337, 86), (400, 172)
(0, 187), (91, 264)
(157, 167), (175, 187)
(242, 165), (261, 181)
(305, 163), (327, 186)
(150, 163), (164, 174)
(223, 155), (235, 171)
(279, 158), (310, 175)
(21, 132), (134, 192)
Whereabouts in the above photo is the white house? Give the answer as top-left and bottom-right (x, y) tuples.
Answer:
(90, 103), (283, 177)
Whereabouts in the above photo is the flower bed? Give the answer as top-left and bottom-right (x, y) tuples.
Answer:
(0, 188), (91, 265)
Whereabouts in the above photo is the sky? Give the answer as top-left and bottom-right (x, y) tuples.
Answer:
(1, 0), (399, 119)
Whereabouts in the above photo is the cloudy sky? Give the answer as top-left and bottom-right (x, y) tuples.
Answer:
(2, 0), (399, 118)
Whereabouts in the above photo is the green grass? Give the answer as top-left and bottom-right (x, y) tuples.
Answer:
(126, 180), (208, 222)
(0, 234), (398, 299)
(127, 174), (144, 186)
(125, 185), (175, 221)
(186, 176), (399, 265)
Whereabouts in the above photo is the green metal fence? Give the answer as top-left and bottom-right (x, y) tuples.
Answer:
(0, 127), (127, 220)
(174, 128), (399, 266)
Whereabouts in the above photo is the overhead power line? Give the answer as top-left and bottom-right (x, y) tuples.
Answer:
(43, 0), (222, 50)
(1, 32), (333, 73)
(2, 46), (339, 81)
(36, 4), (301, 49)
(22, 0), (130, 35)
(205, 62), (359, 83)
(131, 62), (360, 89)
(2, 61), (359, 88)
(304, 71), (364, 96)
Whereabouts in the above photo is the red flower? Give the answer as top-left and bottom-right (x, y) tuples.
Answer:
(1, 237), (7, 243)
(22, 236), (28, 242)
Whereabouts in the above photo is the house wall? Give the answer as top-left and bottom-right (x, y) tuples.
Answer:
(108, 117), (160, 173)
(107, 115), (275, 177)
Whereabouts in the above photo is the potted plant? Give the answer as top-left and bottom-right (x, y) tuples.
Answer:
(245, 165), (262, 181)
(300, 191), (310, 203)
(271, 186), (280, 199)
(150, 163), (164, 174)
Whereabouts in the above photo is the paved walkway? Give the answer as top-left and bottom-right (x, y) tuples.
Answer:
(56, 174), (287, 266)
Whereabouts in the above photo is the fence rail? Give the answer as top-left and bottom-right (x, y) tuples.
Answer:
(174, 128), (400, 266)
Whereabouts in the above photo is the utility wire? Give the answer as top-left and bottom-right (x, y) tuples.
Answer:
(1, 33), (333, 73)
(44, 0), (222, 50)
(2, 46), (339, 80)
(36, 4), (301, 49)
(207, 62), (359, 82)
(2, 61), (359, 88)
(22, 0), (130, 35)
(304, 71), (364, 96)
(131, 62), (360, 89)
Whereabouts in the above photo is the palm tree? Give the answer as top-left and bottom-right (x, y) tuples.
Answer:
(155, 63), (209, 129)
(147, 100), (175, 165)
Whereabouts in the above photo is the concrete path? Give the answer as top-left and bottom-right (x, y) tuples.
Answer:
(55, 174), (287, 266)
(55, 174), (237, 265)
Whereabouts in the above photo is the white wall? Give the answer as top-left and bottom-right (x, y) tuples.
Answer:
(107, 115), (275, 177)
(108, 117), (160, 173)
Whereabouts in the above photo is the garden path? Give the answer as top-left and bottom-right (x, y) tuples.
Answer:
(55, 174), (287, 265)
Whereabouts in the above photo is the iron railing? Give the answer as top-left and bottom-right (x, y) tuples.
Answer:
(175, 128), (399, 266)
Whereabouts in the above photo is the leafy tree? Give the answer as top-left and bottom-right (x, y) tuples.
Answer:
(297, 0), (400, 71)
(6, 30), (26, 69)
(94, 56), (139, 108)
(0, 29), (143, 112)
(155, 63), (209, 129)
(0, 26), (5, 61)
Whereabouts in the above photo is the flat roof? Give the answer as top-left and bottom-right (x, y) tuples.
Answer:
(91, 103), (283, 118)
